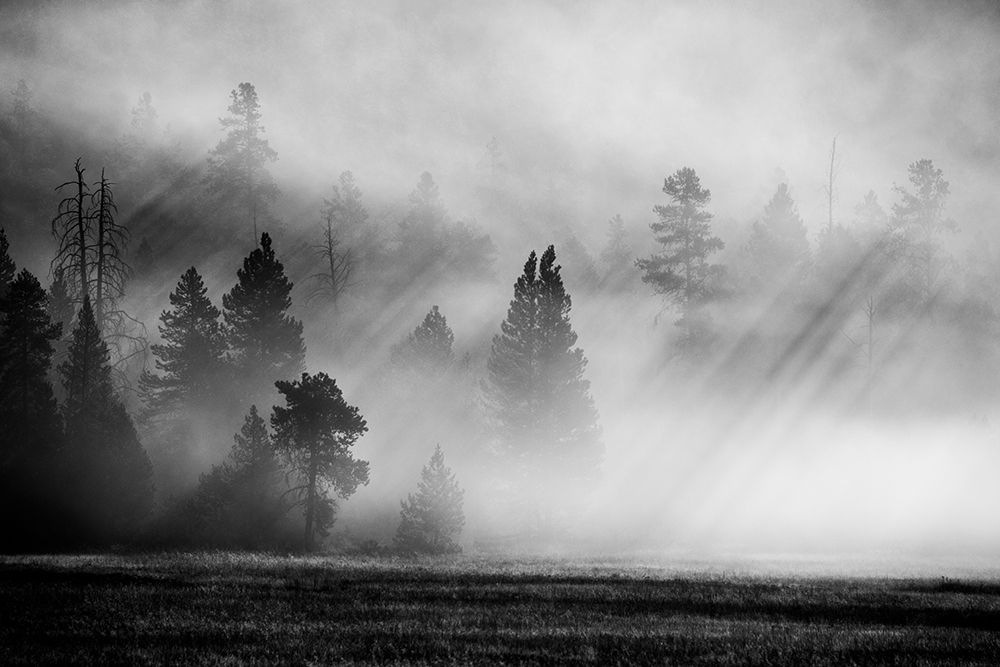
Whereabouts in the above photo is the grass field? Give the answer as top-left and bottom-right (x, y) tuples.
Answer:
(2, 552), (1000, 665)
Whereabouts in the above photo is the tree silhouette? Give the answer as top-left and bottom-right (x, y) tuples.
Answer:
(637, 167), (724, 344)
(186, 405), (290, 548)
(0, 227), (15, 301)
(395, 445), (465, 554)
(390, 305), (455, 378)
(742, 182), (811, 292)
(141, 266), (227, 418)
(0, 269), (63, 548)
(223, 232), (305, 409)
(0, 269), (62, 457)
(59, 297), (153, 542)
(208, 82), (279, 243)
(887, 159), (954, 309)
(484, 245), (601, 490)
(308, 172), (367, 307)
(272, 372), (369, 551)
(51, 159), (90, 302)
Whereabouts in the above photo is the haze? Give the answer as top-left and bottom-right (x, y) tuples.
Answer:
(2, 0), (1000, 563)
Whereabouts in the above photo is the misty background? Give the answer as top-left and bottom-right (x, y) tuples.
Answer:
(2, 0), (1000, 556)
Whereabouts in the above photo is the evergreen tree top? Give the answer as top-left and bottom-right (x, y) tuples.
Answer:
(224, 233), (298, 331)
(0, 227), (15, 299)
(230, 404), (274, 472)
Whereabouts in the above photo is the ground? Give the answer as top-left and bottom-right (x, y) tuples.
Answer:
(2, 552), (999, 665)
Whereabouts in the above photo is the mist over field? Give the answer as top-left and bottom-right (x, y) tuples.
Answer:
(2, 0), (1000, 561)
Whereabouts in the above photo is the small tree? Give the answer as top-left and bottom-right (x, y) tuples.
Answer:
(395, 445), (464, 554)
(271, 372), (369, 551)
(390, 305), (454, 378)
(186, 405), (289, 548)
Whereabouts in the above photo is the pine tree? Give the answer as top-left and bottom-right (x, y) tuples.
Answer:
(141, 266), (227, 418)
(0, 269), (63, 549)
(395, 445), (464, 554)
(223, 232), (305, 408)
(741, 182), (811, 298)
(390, 305), (455, 378)
(271, 372), (369, 551)
(0, 270), (62, 459)
(187, 405), (289, 548)
(484, 245), (601, 487)
(599, 214), (635, 290)
(0, 227), (15, 301)
(59, 297), (153, 542)
(887, 159), (954, 308)
(637, 168), (725, 329)
(208, 82), (279, 243)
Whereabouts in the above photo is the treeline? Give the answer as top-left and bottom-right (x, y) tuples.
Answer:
(0, 221), (598, 551)
(2, 78), (997, 551)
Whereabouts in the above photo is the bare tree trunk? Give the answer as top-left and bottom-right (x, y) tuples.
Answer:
(95, 169), (106, 331)
(303, 452), (318, 551)
(826, 136), (837, 235)
(75, 163), (88, 301)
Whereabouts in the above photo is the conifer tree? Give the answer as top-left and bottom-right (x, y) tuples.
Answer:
(637, 168), (724, 339)
(208, 82), (279, 243)
(271, 372), (369, 551)
(484, 245), (601, 487)
(141, 266), (227, 417)
(0, 270), (62, 457)
(187, 405), (289, 548)
(390, 305), (454, 377)
(0, 269), (63, 548)
(743, 182), (811, 290)
(59, 297), (153, 542)
(395, 445), (464, 554)
(887, 159), (953, 308)
(223, 232), (305, 408)
(599, 214), (635, 289)
(0, 227), (15, 300)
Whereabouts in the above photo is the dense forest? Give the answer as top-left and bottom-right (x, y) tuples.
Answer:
(2, 1), (1000, 555)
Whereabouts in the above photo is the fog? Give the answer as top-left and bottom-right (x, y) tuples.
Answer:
(2, 0), (1000, 561)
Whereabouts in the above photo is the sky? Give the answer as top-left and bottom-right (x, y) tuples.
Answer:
(3, 0), (999, 242)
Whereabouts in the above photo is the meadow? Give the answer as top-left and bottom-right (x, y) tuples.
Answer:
(2, 552), (999, 665)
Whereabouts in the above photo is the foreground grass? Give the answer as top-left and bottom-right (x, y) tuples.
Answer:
(2, 552), (999, 665)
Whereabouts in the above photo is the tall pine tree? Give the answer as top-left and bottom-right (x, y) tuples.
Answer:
(141, 266), (227, 418)
(208, 82), (279, 243)
(484, 245), (601, 491)
(223, 233), (305, 409)
(59, 297), (152, 543)
(637, 168), (724, 347)
(0, 269), (63, 549)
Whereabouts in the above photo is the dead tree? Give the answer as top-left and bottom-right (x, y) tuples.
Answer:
(51, 158), (90, 302)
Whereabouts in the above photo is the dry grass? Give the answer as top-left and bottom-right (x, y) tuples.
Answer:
(2, 552), (999, 664)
